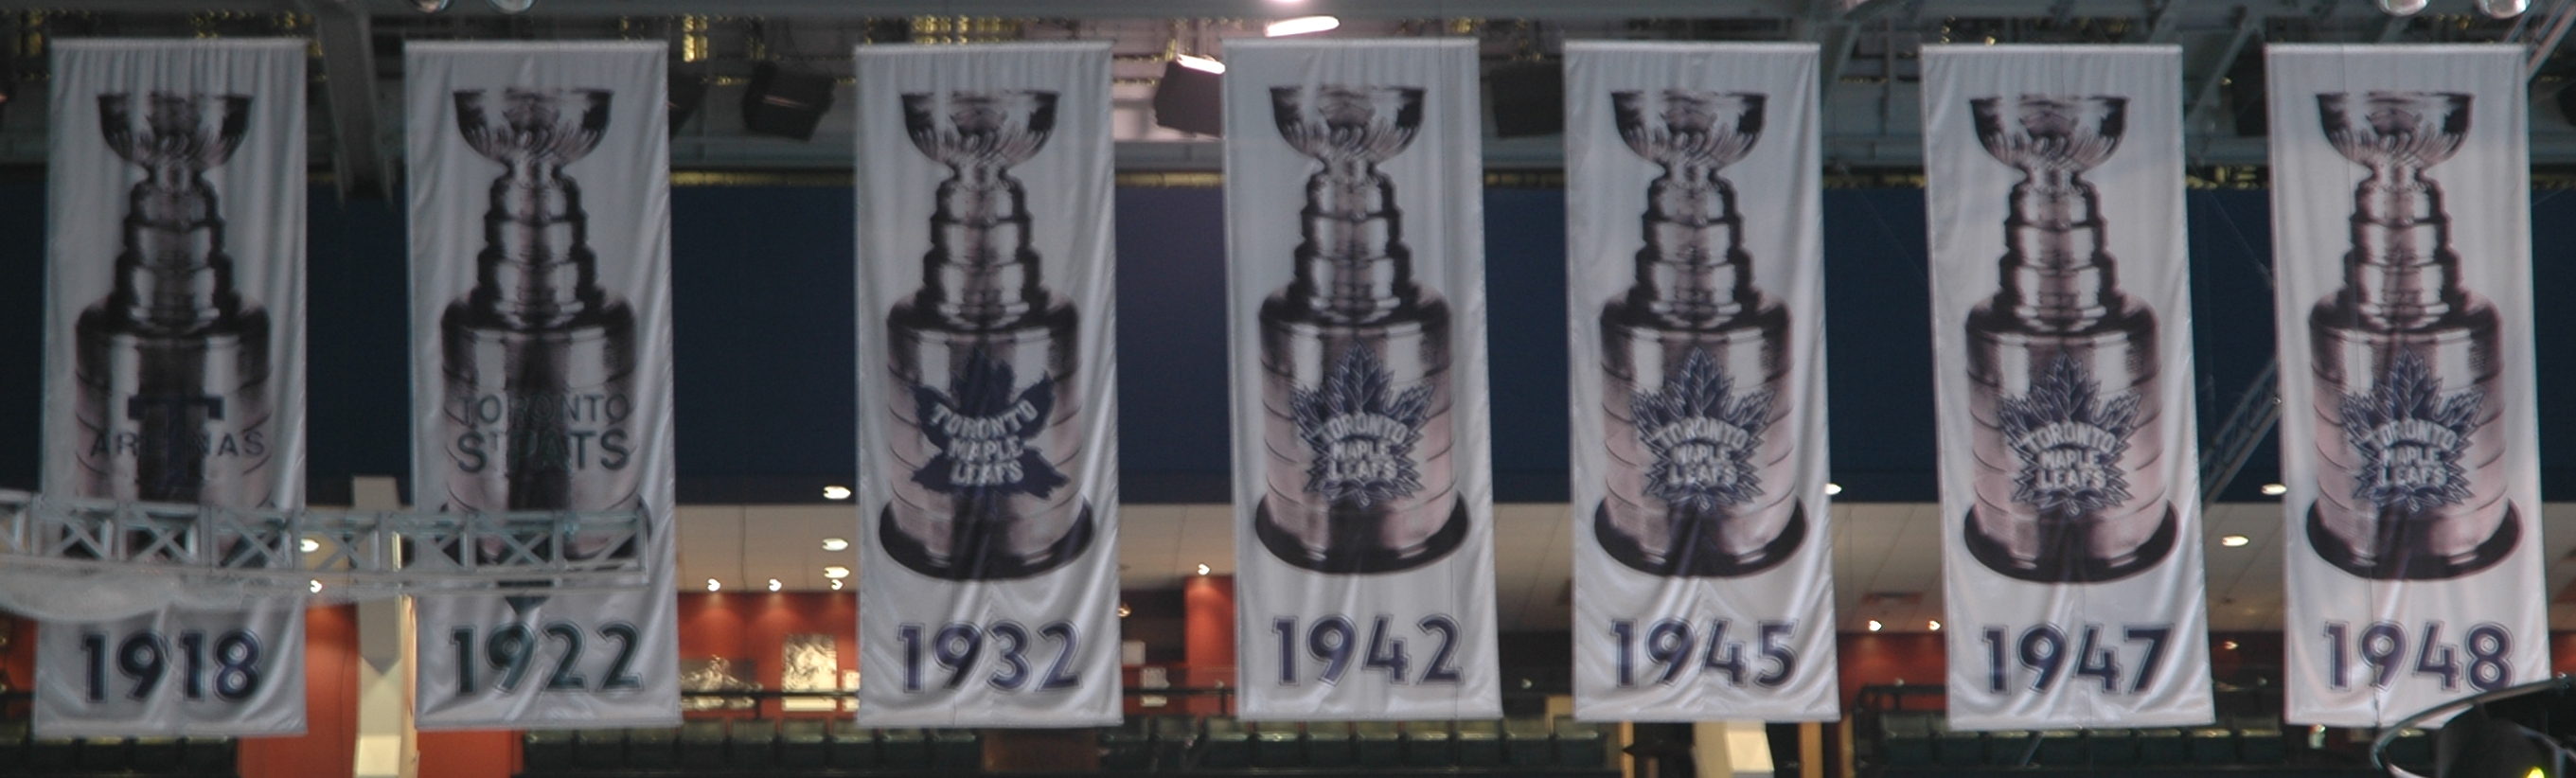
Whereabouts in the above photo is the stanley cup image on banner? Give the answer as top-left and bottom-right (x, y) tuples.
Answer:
(855, 44), (1124, 727)
(878, 88), (1093, 581)
(1956, 93), (2176, 584)
(2302, 92), (2512, 580)
(77, 91), (275, 506)
(406, 42), (680, 730)
(1251, 84), (1466, 574)
(439, 86), (641, 529)
(1590, 87), (1801, 578)
(1225, 38), (1500, 721)
(1566, 43), (1840, 723)
(1924, 45), (2212, 730)
(2267, 45), (2545, 727)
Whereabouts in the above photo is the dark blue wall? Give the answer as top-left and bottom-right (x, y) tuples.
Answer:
(1, 180), (2568, 504)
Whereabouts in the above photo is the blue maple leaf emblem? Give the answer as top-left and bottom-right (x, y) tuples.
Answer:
(2340, 352), (2482, 514)
(1998, 355), (2140, 516)
(1632, 349), (1773, 512)
(910, 350), (1068, 500)
(1291, 348), (1434, 507)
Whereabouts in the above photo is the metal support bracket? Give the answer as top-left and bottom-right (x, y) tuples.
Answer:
(2198, 359), (2282, 506)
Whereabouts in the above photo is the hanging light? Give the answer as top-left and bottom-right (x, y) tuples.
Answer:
(2376, 0), (2428, 16)
(1266, 16), (1341, 37)
(2478, 0), (2530, 16)
(485, 0), (536, 13)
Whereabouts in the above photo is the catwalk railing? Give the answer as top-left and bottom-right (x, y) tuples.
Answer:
(0, 490), (653, 617)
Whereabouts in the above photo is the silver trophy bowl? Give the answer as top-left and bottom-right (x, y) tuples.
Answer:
(99, 92), (253, 175)
(1270, 85), (1425, 166)
(1613, 89), (1765, 172)
(903, 90), (1057, 173)
(454, 88), (612, 169)
(2318, 92), (2469, 171)
(1972, 95), (2126, 175)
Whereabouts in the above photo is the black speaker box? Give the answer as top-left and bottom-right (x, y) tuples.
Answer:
(1153, 59), (1223, 137)
(742, 62), (834, 141)
(1488, 61), (1563, 138)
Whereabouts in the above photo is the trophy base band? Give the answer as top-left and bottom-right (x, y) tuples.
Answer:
(1963, 504), (2176, 584)
(1592, 501), (1806, 578)
(2306, 502), (2517, 581)
(1255, 498), (1468, 575)
(879, 501), (1097, 581)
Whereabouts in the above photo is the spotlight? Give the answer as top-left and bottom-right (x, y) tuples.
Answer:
(821, 538), (850, 552)
(1118, 602), (1133, 618)
(309, 579), (324, 593)
(1824, 483), (1844, 496)
(300, 538), (321, 553)
(707, 578), (721, 592)
(1267, 16), (1341, 36)
(2222, 640), (2239, 650)
(824, 566), (851, 579)
(2220, 535), (2250, 547)
(1153, 58), (1223, 136)
(410, 0), (451, 11)
(768, 578), (783, 592)
(485, 0), (534, 12)
(2260, 483), (2288, 496)
(1196, 563), (1211, 575)
(1866, 619), (1883, 632)
(1928, 620), (1942, 631)
(823, 486), (852, 501)
(829, 579), (844, 591)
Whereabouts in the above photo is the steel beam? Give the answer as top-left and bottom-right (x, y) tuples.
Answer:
(2187, 8), (2262, 125)
(310, 0), (388, 199)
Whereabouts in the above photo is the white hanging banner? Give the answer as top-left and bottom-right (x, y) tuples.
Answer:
(1223, 38), (1500, 721)
(1563, 43), (1839, 723)
(33, 39), (310, 737)
(404, 42), (680, 730)
(2267, 44), (2546, 727)
(852, 43), (1123, 728)
(1921, 45), (2214, 730)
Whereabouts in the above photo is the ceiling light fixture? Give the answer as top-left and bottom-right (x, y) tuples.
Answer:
(2260, 483), (2288, 496)
(300, 538), (321, 553)
(1118, 602), (1133, 618)
(1866, 619), (1883, 632)
(2222, 640), (2239, 650)
(309, 579), (323, 593)
(2220, 535), (2251, 547)
(1824, 483), (1843, 496)
(1174, 53), (1227, 75)
(1928, 620), (1942, 631)
(1266, 16), (1341, 37)
(823, 486), (852, 501)
(768, 578), (783, 592)
(824, 566), (851, 579)
(706, 578), (721, 592)
(821, 538), (850, 552)
(1196, 563), (1211, 575)
(829, 579), (844, 591)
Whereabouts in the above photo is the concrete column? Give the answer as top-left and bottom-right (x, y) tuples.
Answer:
(1694, 720), (1773, 778)
(349, 476), (416, 778)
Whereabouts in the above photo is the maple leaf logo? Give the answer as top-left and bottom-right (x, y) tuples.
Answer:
(1999, 355), (2141, 517)
(2340, 352), (2482, 514)
(1292, 348), (1434, 507)
(910, 350), (1067, 500)
(1632, 349), (1773, 512)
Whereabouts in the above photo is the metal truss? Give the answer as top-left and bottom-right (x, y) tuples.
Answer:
(0, 490), (653, 595)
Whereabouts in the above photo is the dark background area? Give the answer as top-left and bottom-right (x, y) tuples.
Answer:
(3, 181), (2571, 504)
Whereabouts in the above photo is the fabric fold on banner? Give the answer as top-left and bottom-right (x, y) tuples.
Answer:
(1921, 44), (2214, 730)
(1563, 42), (1839, 723)
(404, 42), (680, 730)
(1223, 38), (1501, 721)
(33, 39), (310, 737)
(2266, 44), (2547, 727)
(853, 43), (1123, 728)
